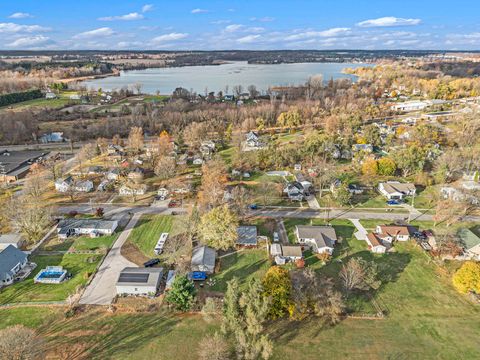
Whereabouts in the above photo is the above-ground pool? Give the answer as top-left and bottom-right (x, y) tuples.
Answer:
(34, 266), (68, 284)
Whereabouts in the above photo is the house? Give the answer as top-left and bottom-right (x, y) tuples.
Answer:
(107, 169), (121, 181)
(97, 179), (111, 192)
(365, 233), (387, 254)
(281, 245), (303, 261)
(0, 245), (28, 286)
(376, 225), (410, 243)
(74, 180), (94, 192)
(45, 92), (57, 99)
(457, 228), (480, 258)
(391, 101), (429, 112)
(352, 144), (373, 153)
(237, 226), (258, 247)
(119, 184), (147, 196)
(378, 182), (416, 200)
(55, 176), (74, 192)
(246, 131), (261, 148)
(87, 166), (104, 175)
(191, 246), (216, 274)
(157, 187), (169, 199)
(0, 150), (49, 183)
(270, 243), (283, 257)
(284, 181), (308, 201)
(295, 225), (337, 255)
(0, 234), (24, 251)
(116, 267), (163, 296)
(39, 132), (64, 143)
(192, 156), (204, 165)
(57, 219), (118, 239)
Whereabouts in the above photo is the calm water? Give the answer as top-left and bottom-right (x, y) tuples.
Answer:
(83, 61), (369, 95)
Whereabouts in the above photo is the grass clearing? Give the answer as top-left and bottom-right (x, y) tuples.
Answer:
(209, 249), (270, 292)
(0, 254), (100, 304)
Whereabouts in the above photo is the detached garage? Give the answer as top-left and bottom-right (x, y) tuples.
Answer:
(115, 267), (163, 296)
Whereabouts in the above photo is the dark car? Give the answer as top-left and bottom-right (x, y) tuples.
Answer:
(144, 259), (160, 267)
(249, 204), (258, 210)
(387, 200), (400, 206)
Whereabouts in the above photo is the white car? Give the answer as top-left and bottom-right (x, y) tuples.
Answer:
(273, 232), (279, 242)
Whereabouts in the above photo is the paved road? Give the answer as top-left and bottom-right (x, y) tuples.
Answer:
(79, 212), (142, 305)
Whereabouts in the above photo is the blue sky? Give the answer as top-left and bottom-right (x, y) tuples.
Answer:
(1, 0), (479, 50)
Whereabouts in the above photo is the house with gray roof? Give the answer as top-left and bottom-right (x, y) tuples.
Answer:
(191, 246), (216, 274)
(57, 219), (118, 239)
(237, 226), (258, 247)
(295, 225), (337, 255)
(0, 150), (49, 183)
(0, 245), (28, 286)
(378, 182), (416, 200)
(458, 228), (480, 258)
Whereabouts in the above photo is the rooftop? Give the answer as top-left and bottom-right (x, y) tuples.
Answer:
(0, 150), (49, 176)
(237, 226), (258, 246)
(116, 267), (163, 287)
(0, 245), (28, 282)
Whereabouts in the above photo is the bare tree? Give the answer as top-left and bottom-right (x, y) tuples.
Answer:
(198, 332), (231, 360)
(160, 233), (192, 272)
(127, 126), (144, 154)
(339, 258), (380, 296)
(0, 325), (45, 360)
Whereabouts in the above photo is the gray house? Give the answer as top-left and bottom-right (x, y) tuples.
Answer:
(0, 245), (28, 286)
(237, 226), (258, 247)
(191, 246), (216, 274)
(295, 225), (338, 255)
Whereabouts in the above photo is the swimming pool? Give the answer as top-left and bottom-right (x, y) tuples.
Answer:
(34, 266), (68, 284)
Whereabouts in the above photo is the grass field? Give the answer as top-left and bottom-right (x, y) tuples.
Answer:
(126, 215), (180, 257)
(70, 232), (120, 252)
(208, 249), (270, 292)
(0, 240), (479, 358)
(0, 254), (100, 304)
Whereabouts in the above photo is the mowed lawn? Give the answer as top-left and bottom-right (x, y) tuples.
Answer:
(70, 232), (120, 251)
(0, 254), (100, 304)
(209, 249), (270, 292)
(126, 215), (178, 257)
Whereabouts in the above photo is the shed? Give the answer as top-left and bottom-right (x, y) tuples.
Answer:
(191, 246), (216, 274)
(237, 226), (258, 247)
(115, 267), (163, 296)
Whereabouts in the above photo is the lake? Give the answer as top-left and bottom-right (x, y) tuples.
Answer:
(82, 61), (369, 95)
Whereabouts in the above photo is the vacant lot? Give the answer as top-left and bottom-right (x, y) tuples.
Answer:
(0, 254), (100, 304)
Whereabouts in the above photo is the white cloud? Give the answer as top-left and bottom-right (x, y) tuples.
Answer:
(237, 34), (261, 44)
(357, 17), (421, 27)
(73, 27), (115, 39)
(151, 32), (188, 43)
(98, 12), (144, 21)
(225, 24), (243, 33)
(0, 23), (50, 34)
(191, 8), (209, 14)
(142, 4), (154, 13)
(250, 16), (275, 22)
(285, 27), (351, 41)
(8, 12), (33, 19)
(6, 35), (52, 48)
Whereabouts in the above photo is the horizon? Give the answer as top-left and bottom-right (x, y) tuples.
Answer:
(1, 0), (480, 51)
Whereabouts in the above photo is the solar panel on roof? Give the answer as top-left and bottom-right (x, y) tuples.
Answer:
(118, 273), (149, 283)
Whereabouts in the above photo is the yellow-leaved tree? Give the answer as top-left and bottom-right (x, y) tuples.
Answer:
(452, 261), (480, 294)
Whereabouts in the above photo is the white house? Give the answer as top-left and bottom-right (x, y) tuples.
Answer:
(376, 225), (410, 243)
(74, 180), (94, 193)
(246, 131), (260, 148)
(106, 169), (121, 181)
(457, 228), (480, 258)
(284, 181), (307, 201)
(0, 234), (24, 251)
(352, 144), (374, 153)
(366, 233), (387, 254)
(57, 219), (118, 239)
(45, 92), (57, 99)
(295, 225), (337, 255)
(378, 182), (416, 200)
(391, 101), (429, 112)
(119, 184), (147, 196)
(116, 267), (163, 296)
(55, 176), (74, 192)
(0, 245), (28, 286)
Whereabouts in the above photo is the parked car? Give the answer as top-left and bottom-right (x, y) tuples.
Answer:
(249, 204), (258, 210)
(144, 259), (160, 267)
(273, 232), (279, 242)
(168, 199), (181, 208)
(413, 231), (427, 241)
(386, 200), (400, 206)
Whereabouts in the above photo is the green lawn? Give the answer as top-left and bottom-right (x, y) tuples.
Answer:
(0, 241), (480, 358)
(0, 254), (100, 304)
(126, 215), (180, 257)
(1, 97), (75, 111)
(209, 249), (270, 292)
(70, 232), (120, 251)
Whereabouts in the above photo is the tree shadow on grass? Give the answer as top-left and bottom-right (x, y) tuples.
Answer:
(43, 310), (181, 359)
